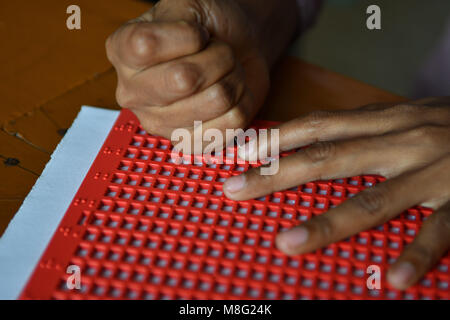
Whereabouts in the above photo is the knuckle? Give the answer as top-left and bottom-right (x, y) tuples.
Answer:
(441, 210), (450, 232)
(407, 125), (444, 146)
(304, 141), (336, 163)
(213, 80), (238, 112)
(167, 63), (200, 95)
(435, 201), (450, 231)
(390, 103), (422, 114)
(304, 110), (334, 129)
(226, 107), (247, 129)
(359, 102), (390, 111)
(254, 169), (275, 188)
(179, 20), (208, 50)
(409, 243), (434, 266)
(127, 24), (157, 61)
(352, 187), (389, 218)
(312, 215), (334, 239)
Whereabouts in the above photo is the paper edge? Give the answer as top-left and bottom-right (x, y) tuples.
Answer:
(0, 106), (119, 299)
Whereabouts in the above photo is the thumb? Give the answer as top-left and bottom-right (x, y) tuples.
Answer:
(142, 0), (204, 25)
(107, 1), (210, 71)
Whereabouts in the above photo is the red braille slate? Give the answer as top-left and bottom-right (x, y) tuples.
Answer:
(20, 109), (449, 300)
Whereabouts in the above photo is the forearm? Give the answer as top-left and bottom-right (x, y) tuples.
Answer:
(236, 0), (299, 67)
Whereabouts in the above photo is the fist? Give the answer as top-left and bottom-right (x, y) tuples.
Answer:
(106, 0), (270, 151)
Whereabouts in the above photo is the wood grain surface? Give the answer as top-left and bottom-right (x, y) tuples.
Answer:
(0, 1), (404, 235)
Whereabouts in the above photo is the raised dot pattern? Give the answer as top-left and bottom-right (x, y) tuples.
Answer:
(21, 110), (449, 300)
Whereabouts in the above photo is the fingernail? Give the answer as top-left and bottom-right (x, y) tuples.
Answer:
(223, 175), (246, 193)
(277, 227), (309, 252)
(388, 262), (415, 289)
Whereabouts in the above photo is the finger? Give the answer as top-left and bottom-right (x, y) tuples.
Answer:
(169, 51), (269, 152)
(132, 85), (253, 151)
(106, 20), (209, 71)
(408, 96), (450, 107)
(198, 86), (261, 146)
(162, 88), (255, 155)
(274, 155), (450, 256)
(118, 40), (235, 107)
(150, 0), (203, 23)
(387, 201), (450, 290)
(225, 126), (450, 201)
(237, 104), (450, 160)
(143, 64), (246, 127)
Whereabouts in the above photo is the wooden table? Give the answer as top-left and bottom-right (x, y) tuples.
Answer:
(0, 0), (403, 236)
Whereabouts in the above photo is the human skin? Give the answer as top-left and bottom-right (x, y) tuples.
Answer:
(224, 97), (450, 290)
(106, 0), (299, 149)
(106, 0), (450, 291)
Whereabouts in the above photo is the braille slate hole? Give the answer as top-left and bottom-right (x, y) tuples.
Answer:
(22, 111), (447, 300)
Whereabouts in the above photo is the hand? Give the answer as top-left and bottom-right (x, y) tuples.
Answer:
(223, 97), (450, 290)
(106, 0), (298, 150)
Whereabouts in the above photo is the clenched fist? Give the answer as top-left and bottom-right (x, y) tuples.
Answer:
(106, 0), (299, 150)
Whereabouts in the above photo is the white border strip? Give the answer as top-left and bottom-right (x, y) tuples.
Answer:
(0, 106), (119, 299)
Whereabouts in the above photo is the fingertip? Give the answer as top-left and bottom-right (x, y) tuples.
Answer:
(223, 175), (246, 196)
(387, 261), (416, 290)
(237, 140), (256, 161)
(275, 227), (309, 255)
(275, 233), (292, 255)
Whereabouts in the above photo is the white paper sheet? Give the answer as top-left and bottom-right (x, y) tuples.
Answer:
(0, 106), (119, 299)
